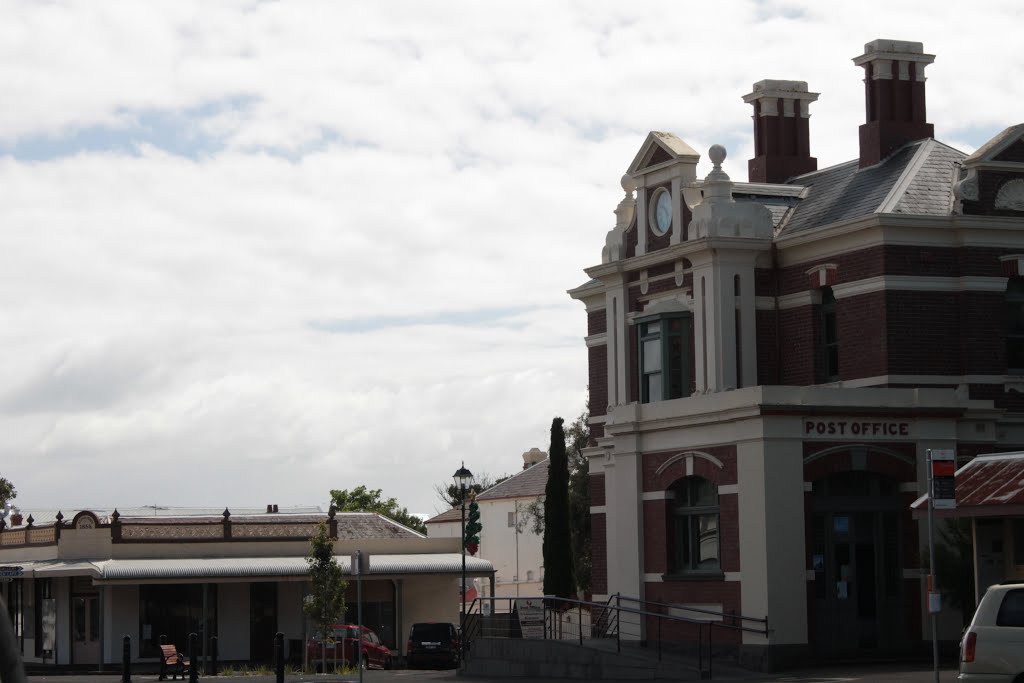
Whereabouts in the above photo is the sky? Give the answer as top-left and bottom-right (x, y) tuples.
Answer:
(1, 0), (1022, 521)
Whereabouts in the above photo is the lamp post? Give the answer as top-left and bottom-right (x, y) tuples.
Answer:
(452, 462), (473, 629)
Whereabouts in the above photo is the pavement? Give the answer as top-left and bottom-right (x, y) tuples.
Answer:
(21, 664), (965, 683)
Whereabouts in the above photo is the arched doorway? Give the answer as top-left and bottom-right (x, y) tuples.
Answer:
(809, 469), (907, 657)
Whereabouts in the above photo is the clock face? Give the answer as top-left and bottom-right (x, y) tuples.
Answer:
(652, 189), (672, 235)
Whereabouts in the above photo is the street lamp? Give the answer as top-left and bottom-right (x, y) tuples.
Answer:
(452, 462), (474, 628)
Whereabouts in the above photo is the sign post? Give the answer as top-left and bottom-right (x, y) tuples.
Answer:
(927, 448), (956, 683)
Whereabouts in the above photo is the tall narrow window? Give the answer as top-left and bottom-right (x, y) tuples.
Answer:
(639, 314), (693, 402)
(1007, 278), (1024, 374)
(821, 286), (839, 381)
(667, 477), (720, 574)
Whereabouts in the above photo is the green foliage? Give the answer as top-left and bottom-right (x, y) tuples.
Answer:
(304, 521), (348, 653)
(435, 473), (510, 508)
(566, 409), (592, 594)
(464, 495), (482, 548)
(923, 518), (976, 622)
(542, 416), (575, 600)
(0, 477), (16, 509)
(330, 485), (426, 534)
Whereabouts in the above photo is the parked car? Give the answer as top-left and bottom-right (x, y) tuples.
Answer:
(406, 621), (459, 669)
(959, 581), (1024, 681)
(306, 624), (392, 671)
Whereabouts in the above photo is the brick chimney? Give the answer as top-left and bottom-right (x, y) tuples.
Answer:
(853, 39), (935, 168)
(743, 80), (819, 183)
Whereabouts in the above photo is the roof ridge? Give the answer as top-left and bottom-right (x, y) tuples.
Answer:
(877, 139), (936, 213)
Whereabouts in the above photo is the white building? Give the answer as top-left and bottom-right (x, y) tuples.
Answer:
(426, 449), (547, 600)
(0, 504), (494, 669)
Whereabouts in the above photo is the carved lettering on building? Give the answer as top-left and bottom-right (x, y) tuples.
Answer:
(803, 419), (911, 439)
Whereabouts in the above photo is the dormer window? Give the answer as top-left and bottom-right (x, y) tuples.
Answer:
(638, 313), (693, 403)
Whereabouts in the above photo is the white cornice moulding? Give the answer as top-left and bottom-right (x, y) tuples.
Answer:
(589, 506), (607, 514)
(585, 334), (607, 348)
(641, 491), (672, 501)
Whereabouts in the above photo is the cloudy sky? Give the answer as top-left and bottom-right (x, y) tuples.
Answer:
(1, 0), (1021, 520)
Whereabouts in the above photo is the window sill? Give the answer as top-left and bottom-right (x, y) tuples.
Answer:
(661, 571), (724, 582)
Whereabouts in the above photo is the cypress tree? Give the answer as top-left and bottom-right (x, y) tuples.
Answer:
(542, 416), (574, 601)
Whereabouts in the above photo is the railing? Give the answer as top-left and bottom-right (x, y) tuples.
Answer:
(461, 594), (770, 679)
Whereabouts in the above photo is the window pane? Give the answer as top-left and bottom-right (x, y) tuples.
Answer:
(643, 339), (661, 372)
(996, 589), (1024, 627)
(667, 335), (683, 399)
(693, 478), (717, 506)
(676, 516), (691, 570)
(644, 321), (661, 335)
(646, 373), (662, 402)
(697, 514), (719, 569)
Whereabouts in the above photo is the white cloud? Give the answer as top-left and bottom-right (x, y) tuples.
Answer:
(0, 0), (1021, 515)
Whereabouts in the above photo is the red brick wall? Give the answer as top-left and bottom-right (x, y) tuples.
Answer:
(588, 309), (607, 336)
(642, 446), (738, 491)
(835, 290), (887, 379)
(757, 309), (778, 384)
(995, 139), (1024, 163)
(591, 513), (607, 594)
(884, 290), (959, 375)
(643, 582), (744, 646)
(778, 306), (816, 384)
(589, 472), (606, 507)
(588, 345), (608, 419)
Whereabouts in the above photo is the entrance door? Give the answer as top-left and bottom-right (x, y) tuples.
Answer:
(249, 583), (278, 663)
(811, 471), (904, 658)
(72, 596), (100, 665)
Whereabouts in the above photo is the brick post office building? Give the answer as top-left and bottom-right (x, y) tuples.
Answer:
(569, 39), (1024, 665)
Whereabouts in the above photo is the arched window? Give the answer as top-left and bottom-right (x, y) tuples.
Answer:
(667, 477), (720, 574)
(820, 286), (839, 381)
(1007, 277), (1024, 374)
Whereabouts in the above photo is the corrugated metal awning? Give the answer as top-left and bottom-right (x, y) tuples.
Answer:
(911, 451), (1024, 518)
(90, 553), (493, 583)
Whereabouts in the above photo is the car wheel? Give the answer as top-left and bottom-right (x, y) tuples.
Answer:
(361, 653), (369, 670)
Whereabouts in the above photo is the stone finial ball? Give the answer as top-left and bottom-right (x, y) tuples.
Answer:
(621, 174), (639, 193)
(709, 144), (727, 165)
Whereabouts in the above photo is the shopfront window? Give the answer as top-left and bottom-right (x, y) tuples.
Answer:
(139, 584), (217, 658)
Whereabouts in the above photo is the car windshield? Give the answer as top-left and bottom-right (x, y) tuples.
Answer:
(411, 623), (451, 640)
(332, 626), (361, 639)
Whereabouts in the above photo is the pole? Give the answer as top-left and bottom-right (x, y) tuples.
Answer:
(926, 448), (939, 683)
(357, 550), (364, 683)
(461, 484), (467, 629)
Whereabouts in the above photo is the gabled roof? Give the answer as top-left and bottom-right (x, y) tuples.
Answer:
(425, 459), (550, 525)
(627, 131), (699, 175)
(778, 139), (966, 235)
(963, 123), (1024, 164)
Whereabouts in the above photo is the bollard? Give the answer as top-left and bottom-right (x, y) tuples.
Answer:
(274, 632), (285, 683)
(208, 636), (218, 676)
(188, 632), (199, 683)
(121, 635), (131, 683)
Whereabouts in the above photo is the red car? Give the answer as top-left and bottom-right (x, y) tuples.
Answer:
(306, 624), (393, 670)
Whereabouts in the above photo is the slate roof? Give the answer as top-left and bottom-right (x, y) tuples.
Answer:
(777, 139), (966, 235)
(425, 459), (549, 525)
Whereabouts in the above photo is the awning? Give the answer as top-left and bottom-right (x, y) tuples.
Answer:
(92, 553), (493, 584)
(911, 451), (1024, 518)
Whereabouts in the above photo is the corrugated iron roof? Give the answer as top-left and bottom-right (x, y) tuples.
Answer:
(910, 451), (1024, 514)
(12, 554), (493, 582)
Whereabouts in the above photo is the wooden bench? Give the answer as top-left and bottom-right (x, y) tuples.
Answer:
(158, 643), (190, 681)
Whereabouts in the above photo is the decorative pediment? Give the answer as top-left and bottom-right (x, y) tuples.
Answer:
(627, 131), (700, 176)
(954, 122), (1024, 215)
(962, 123), (1024, 167)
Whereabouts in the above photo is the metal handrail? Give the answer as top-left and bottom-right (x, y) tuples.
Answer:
(613, 593), (770, 629)
(460, 594), (772, 679)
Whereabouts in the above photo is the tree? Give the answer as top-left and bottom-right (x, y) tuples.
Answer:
(434, 473), (510, 509)
(542, 417), (574, 600)
(330, 485), (426, 534)
(565, 409), (592, 595)
(0, 477), (16, 510)
(304, 521), (347, 671)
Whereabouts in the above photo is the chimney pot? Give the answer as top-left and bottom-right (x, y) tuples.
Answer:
(742, 80), (819, 183)
(853, 39), (935, 167)
(10, 512), (22, 527)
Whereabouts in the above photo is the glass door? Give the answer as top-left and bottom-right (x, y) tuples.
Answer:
(72, 596), (100, 665)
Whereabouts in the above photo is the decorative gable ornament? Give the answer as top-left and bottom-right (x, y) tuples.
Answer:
(602, 174), (637, 263)
(995, 179), (1024, 211)
(688, 145), (773, 240)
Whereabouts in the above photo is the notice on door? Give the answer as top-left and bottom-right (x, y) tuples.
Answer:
(515, 598), (545, 639)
